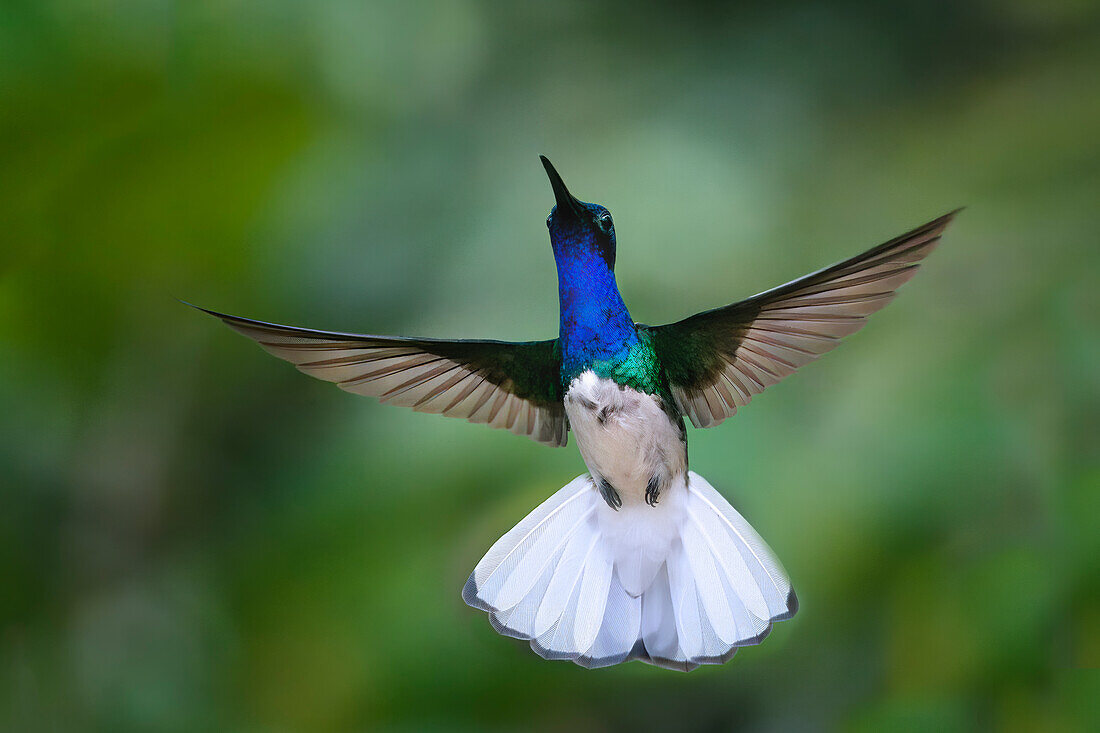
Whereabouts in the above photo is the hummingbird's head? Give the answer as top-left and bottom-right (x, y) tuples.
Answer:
(540, 155), (616, 270)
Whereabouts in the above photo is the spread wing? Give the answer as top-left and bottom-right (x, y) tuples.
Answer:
(642, 210), (959, 428)
(197, 308), (568, 446)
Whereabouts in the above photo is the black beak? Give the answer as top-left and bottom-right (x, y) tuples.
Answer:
(540, 155), (584, 220)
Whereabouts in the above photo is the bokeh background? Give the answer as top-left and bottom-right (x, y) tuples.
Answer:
(2, 1), (1098, 731)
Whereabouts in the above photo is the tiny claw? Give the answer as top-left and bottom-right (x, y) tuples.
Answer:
(645, 475), (661, 506)
(598, 477), (622, 510)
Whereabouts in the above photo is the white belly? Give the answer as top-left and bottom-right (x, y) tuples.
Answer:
(564, 370), (687, 506)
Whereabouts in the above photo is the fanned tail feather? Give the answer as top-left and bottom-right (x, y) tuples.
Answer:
(463, 471), (797, 670)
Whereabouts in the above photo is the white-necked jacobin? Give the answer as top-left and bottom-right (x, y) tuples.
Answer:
(196, 156), (958, 671)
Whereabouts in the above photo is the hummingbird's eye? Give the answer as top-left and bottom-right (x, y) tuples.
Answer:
(546, 214), (553, 228)
(599, 214), (613, 231)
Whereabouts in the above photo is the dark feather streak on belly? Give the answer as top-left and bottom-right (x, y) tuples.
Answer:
(569, 393), (598, 411)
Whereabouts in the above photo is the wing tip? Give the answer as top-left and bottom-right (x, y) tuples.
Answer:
(926, 206), (964, 234)
(181, 300), (275, 334)
(179, 299), (224, 320)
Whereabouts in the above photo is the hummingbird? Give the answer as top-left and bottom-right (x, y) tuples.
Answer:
(196, 157), (957, 671)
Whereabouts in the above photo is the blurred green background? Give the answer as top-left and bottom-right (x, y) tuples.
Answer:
(2, 1), (1098, 731)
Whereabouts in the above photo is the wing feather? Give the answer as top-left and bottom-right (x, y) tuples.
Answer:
(644, 211), (959, 427)
(196, 307), (568, 446)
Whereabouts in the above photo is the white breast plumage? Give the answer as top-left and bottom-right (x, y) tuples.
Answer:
(563, 370), (687, 507)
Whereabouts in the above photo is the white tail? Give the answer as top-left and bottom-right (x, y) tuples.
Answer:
(463, 471), (797, 671)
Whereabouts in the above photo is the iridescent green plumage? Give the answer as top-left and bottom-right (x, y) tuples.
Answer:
(577, 331), (672, 402)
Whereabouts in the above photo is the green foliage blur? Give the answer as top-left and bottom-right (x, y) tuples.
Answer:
(2, 1), (1098, 730)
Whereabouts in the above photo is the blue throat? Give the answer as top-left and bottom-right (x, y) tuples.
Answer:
(553, 235), (637, 384)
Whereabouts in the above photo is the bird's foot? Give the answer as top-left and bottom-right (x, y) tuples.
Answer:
(645, 475), (661, 507)
(596, 477), (622, 510)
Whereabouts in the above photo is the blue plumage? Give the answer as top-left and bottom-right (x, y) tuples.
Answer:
(542, 157), (643, 388)
(550, 208), (638, 384)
